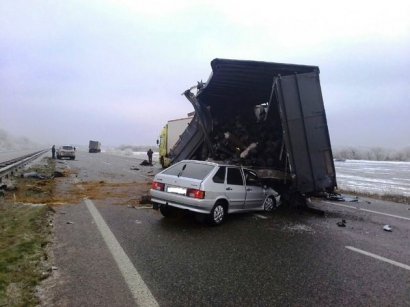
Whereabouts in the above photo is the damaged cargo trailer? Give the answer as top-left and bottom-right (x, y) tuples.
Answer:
(169, 58), (336, 196)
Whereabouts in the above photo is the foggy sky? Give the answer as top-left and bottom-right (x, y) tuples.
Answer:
(1, 0), (409, 148)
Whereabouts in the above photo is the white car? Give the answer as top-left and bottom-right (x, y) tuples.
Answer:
(57, 145), (76, 160)
(150, 160), (280, 225)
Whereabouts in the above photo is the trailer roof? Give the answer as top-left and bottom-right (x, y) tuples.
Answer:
(197, 58), (319, 105)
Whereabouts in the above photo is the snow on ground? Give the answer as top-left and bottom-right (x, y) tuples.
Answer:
(335, 160), (410, 197)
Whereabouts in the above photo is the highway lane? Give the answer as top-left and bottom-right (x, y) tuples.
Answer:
(46, 151), (410, 306)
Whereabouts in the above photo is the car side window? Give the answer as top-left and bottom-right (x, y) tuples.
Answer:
(227, 168), (243, 186)
(212, 166), (226, 183)
(244, 169), (260, 186)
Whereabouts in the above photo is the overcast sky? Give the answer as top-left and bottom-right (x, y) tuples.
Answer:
(1, 0), (409, 149)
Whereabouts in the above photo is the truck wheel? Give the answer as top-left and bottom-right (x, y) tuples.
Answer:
(263, 196), (276, 212)
(208, 202), (226, 225)
(160, 205), (175, 217)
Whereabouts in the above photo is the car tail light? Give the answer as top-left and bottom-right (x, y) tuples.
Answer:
(151, 181), (165, 191)
(186, 189), (205, 199)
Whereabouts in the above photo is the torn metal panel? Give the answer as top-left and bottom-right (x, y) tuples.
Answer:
(275, 72), (336, 193)
(174, 58), (336, 195)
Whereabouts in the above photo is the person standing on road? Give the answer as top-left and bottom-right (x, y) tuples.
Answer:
(52, 145), (56, 159)
(147, 148), (153, 165)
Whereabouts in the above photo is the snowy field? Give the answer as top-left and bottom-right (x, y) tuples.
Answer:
(335, 160), (410, 197)
(103, 149), (159, 163)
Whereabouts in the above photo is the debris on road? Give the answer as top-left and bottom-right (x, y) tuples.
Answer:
(130, 166), (140, 171)
(383, 225), (392, 232)
(337, 219), (346, 227)
(53, 170), (65, 177)
(22, 172), (47, 179)
(327, 194), (358, 202)
(66, 221), (74, 225)
(139, 195), (151, 204)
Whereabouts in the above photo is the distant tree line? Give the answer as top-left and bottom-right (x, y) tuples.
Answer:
(333, 146), (410, 162)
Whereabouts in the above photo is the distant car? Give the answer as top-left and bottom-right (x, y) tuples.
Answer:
(150, 160), (280, 225)
(57, 145), (76, 160)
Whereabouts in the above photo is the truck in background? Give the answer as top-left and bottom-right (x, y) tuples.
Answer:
(89, 140), (101, 153)
(158, 116), (193, 168)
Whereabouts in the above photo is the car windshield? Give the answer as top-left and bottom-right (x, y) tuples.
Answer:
(62, 146), (73, 150)
(162, 162), (214, 180)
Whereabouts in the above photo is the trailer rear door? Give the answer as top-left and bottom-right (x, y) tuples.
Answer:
(275, 72), (336, 194)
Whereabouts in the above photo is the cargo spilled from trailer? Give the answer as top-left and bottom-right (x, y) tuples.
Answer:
(167, 59), (337, 196)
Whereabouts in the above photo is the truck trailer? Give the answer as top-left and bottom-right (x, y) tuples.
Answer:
(89, 140), (101, 153)
(158, 117), (193, 167)
(167, 58), (337, 197)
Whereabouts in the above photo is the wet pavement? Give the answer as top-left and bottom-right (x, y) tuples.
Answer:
(45, 151), (410, 306)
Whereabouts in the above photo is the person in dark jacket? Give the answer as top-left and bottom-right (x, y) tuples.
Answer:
(52, 145), (56, 159)
(147, 148), (153, 165)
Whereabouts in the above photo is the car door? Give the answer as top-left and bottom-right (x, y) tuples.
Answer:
(225, 167), (246, 210)
(243, 169), (265, 209)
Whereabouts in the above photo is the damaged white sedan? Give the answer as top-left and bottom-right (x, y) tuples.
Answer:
(150, 160), (280, 225)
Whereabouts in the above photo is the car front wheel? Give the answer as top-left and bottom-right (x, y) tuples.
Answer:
(208, 202), (226, 225)
(263, 196), (276, 212)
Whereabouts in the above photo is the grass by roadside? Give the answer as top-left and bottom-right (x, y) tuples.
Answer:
(0, 157), (55, 306)
(0, 203), (53, 306)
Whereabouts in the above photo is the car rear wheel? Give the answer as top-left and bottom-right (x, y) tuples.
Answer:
(263, 196), (276, 212)
(208, 202), (226, 225)
(159, 204), (175, 217)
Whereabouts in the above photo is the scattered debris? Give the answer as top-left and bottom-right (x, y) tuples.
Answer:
(365, 201), (371, 204)
(99, 180), (105, 184)
(60, 211), (67, 214)
(139, 195), (151, 204)
(66, 221), (74, 224)
(22, 172), (47, 179)
(53, 171), (65, 178)
(139, 160), (152, 166)
(337, 219), (346, 227)
(327, 194), (345, 201)
(327, 194), (358, 202)
(130, 167), (140, 171)
(51, 266), (58, 271)
(383, 225), (392, 232)
(135, 220), (142, 224)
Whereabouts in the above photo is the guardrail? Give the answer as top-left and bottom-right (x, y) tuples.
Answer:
(0, 149), (49, 183)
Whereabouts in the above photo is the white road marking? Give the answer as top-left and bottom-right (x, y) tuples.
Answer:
(84, 198), (158, 306)
(322, 201), (410, 221)
(254, 214), (268, 219)
(346, 246), (410, 271)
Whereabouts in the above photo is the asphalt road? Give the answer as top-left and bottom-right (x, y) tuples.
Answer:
(44, 151), (410, 306)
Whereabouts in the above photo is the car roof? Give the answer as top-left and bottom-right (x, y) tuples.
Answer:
(179, 160), (251, 169)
